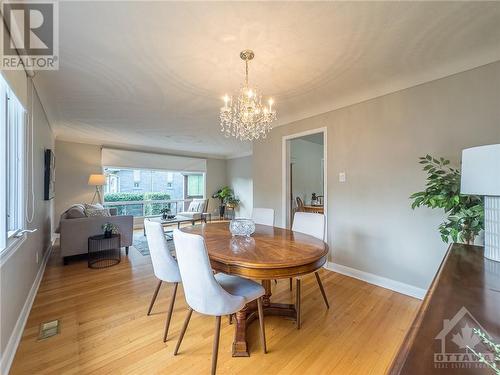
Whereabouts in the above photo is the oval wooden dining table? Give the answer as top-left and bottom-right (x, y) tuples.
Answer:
(180, 222), (329, 357)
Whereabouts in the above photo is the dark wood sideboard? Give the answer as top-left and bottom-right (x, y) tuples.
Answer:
(388, 243), (500, 375)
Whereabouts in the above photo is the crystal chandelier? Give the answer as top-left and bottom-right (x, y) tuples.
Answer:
(220, 50), (277, 141)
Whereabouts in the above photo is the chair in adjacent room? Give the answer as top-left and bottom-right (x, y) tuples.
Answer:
(291, 212), (330, 328)
(172, 229), (267, 375)
(295, 196), (305, 212)
(251, 207), (275, 226)
(144, 220), (182, 342)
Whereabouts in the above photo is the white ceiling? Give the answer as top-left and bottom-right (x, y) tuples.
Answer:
(34, 1), (500, 158)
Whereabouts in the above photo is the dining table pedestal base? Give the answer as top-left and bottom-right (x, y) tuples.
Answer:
(231, 279), (297, 357)
(180, 223), (328, 358)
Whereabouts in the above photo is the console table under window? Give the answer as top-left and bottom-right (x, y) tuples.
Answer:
(389, 243), (500, 375)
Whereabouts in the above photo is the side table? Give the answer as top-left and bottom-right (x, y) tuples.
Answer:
(88, 234), (121, 269)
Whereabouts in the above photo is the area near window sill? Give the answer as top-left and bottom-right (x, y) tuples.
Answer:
(0, 234), (27, 268)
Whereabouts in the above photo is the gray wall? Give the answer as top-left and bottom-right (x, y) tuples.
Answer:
(206, 158), (227, 215)
(291, 138), (324, 205)
(253, 61), (500, 290)
(227, 156), (253, 218)
(55, 141), (227, 219)
(0, 71), (54, 365)
(54, 141), (103, 221)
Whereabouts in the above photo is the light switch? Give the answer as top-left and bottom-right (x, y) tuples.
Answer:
(339, 172), (346, 183)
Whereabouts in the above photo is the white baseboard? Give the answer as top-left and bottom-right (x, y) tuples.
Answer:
(324, 262), (426, 300)
(0, 242), (53, 375)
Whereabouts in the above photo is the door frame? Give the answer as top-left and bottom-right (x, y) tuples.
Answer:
(281, 127), (327, 237)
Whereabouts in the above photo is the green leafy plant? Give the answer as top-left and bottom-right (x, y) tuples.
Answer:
(468, 328), (500, 375)
(102, 222), (119, 234)
(103, 192), (171, 216)
(410, 155), (483, 244)
(225, 196), (240, 208)
(212, 186), (234, 206)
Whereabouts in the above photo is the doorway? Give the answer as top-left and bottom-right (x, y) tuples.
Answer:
(282, 128), (327, 233)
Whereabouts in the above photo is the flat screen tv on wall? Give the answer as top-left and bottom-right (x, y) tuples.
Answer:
(44, 149), (55, 200)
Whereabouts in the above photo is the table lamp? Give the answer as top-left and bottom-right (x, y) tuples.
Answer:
(88, 174), (106, 204)
(461, 144), (500, 262)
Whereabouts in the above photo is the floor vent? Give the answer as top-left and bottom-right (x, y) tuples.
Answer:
(38, 319), (60, 340)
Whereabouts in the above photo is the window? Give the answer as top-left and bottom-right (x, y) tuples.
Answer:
(105, 174), (119, 194)
(185, 174), (204, 198)
(1, 74), (26, 250)
(102, 167), (205, 217)
(166, 172), (173, 188)
(133, 170), (141, 188)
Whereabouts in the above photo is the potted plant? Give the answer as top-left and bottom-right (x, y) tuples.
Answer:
(410, 155), (484, 244)
(160, 207), (171, 220)
(102, 222), (119, 238)
(212, 186), (234, 218)
(225, 196), (240, 209)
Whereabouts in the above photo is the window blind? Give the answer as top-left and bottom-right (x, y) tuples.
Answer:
(101, 148), (207, 173)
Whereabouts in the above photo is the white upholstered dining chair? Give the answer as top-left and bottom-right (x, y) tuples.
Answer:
(172, 229), (267, 375)
(251, 208), (275, 226)
(144, 220), (182, 342)
(291, 212), (330, 328)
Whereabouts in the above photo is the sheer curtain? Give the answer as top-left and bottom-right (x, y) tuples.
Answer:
(0, 74), (26, 251)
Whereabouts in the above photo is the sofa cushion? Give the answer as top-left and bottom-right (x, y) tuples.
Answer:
(66, 205), (86, 219)
(178, 212), (201, 220)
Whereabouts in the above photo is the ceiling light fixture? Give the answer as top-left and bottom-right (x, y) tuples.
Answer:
(220, 50), (277, 141)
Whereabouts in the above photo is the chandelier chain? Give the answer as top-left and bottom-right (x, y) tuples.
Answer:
(245, 59), (249, 86)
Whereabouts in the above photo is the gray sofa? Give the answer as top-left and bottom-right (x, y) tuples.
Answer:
(58, 204), (133, 264)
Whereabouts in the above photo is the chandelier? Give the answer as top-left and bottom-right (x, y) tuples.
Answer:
(220, 50), (277, 141)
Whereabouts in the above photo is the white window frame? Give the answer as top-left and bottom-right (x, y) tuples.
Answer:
(1, 74), (26, 254)
(184, 173), (205, 199)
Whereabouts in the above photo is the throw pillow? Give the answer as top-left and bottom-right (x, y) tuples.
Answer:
(66, 205), (86, 219)
(85, 208), (111, 217)
(84, 203), (104, 210)
(188, 201), (204, 212)
(55, 204), (86, 233)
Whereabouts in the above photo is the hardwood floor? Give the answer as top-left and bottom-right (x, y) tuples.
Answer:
(10, 238), (420, 374)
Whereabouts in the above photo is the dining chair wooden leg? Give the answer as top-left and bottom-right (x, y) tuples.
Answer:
(314, 272), (330, 309)
(211, 316), (222, 375)
(174, 308), (193, 355)
(163, 282), (178, 342)
(296, 278), (301, 329)
(289, 278), (293, 291)
(147, 280), (162, 316)
(257, 297), (267, 354)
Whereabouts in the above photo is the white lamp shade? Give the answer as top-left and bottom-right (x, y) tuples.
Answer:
(460, 144), (500, 196)
(88, 174), (106, 186)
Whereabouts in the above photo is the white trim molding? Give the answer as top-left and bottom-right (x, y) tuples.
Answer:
(325, 262), (426, 300)
(281, 127), (328, 232)
(0, 243), (53, 375)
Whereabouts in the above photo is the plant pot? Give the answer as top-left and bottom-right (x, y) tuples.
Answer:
(104, 230), (112, 238)
(219, 205), (226, 219)
(162, 213), (168, 220)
